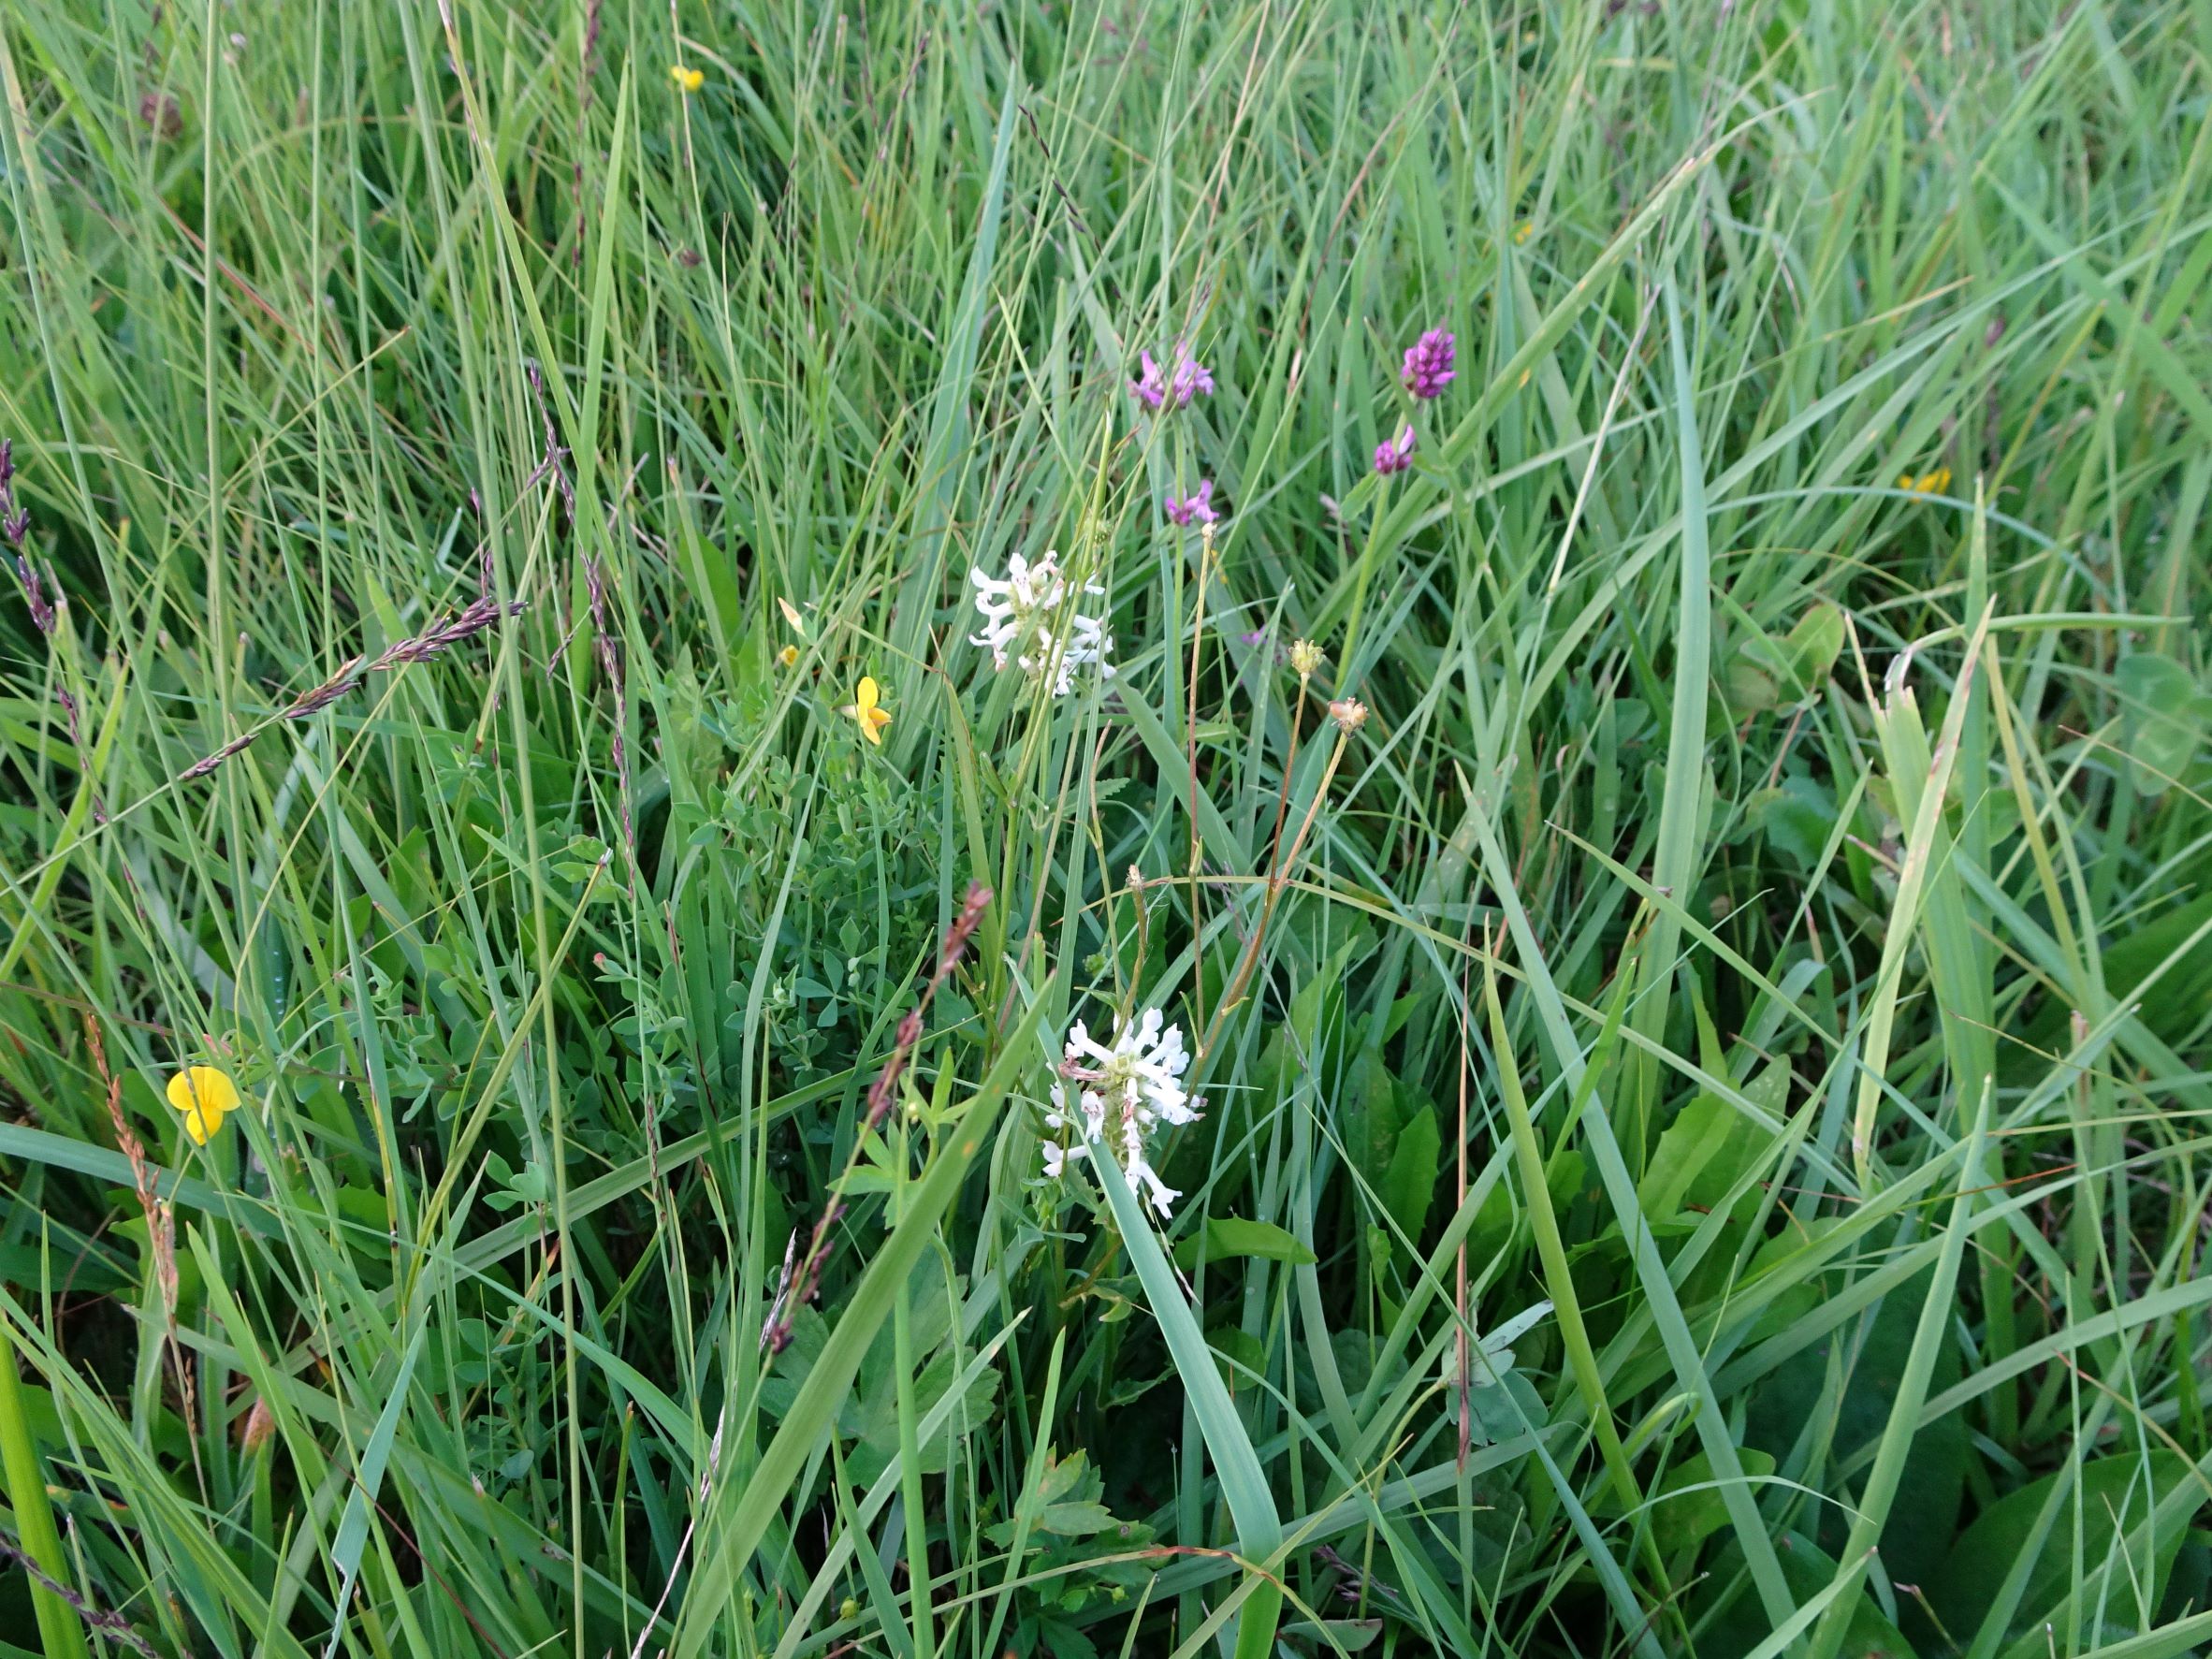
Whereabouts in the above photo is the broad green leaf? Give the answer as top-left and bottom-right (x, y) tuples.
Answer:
(1173, 1217), (1319, 1270)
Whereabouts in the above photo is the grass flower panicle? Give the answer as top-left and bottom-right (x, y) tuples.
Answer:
(1374, 425), (1417, 475)
(1163, 479), (1216, 526)
(968, 551), (1114, 695)
(1401, 327), (1456, 399)
(1044, 1009), (1197, 1215)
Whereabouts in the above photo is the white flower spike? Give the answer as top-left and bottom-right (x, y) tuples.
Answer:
(1042, 1008), (1198, 1215)
(969, 550), (1115, 697)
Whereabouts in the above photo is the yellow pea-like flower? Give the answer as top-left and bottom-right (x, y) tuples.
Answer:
(778, 644), (800, 668)
(670, 64), (705, 94)
(166, 1065), (240, 1146)
(839, 676), (892, 747)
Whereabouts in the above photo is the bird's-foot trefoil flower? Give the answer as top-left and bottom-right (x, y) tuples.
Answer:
(1898, 466), (1952, 497)
(1163, 479), (1217, 526)
(839, 676), (892, 745)
(1128, 343), (1215, 412)
(1401, 328), (1456, 400)
(969, 551), (1114, 696)
(167, 1065), (240, 1146)
(1042, 1009), (1198, 1215)
(1374, 425), (1417, 475)
(670, 64), (704, 93)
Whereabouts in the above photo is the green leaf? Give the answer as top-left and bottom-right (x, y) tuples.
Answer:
(1926, 1452), (2195, 1652)
(1379, 1102), (1441, 1242)
(1173, 1217), (1318, 1270)
(2116, 654), (2211, 792)
(1695, 1531), (1919, 1659)
(1600, 1448), (1777, 1550)
(1092, 1152), (1283, 1659)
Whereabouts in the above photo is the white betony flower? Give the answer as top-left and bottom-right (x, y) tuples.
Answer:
(969, 550), (1115, 696)
(1041, 1008), (1198, 1215)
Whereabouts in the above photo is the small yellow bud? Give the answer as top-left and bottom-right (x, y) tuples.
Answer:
(838, 1597), (860, 1622)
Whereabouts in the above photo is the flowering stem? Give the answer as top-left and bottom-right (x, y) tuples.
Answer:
(1183, 522), (1215, 1041)
(765, 884), (990, 1353)
(1196, 723), (1351, 1066)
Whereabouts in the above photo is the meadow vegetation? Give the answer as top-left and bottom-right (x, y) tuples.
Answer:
(1, 0), (2210, 1655)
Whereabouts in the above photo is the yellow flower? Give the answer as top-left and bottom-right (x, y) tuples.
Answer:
(166, 1065), (240, 1146)
(778, 644), (800, 668)
(839, 676), (892, 747)
(1899, 465), (1952, 497)
(670, 64), (704, 94)
(1514, 220), (1534, 244)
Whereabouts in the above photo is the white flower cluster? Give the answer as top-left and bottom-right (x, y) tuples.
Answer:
(1043, 1009), (1198, 1215)
(968, 552), (1114, 696)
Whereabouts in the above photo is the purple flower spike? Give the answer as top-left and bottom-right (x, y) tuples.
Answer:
(1128, 342), (1214, 412)
(1374, 425), (1417, 475)
(1128, 350), (1168, 411)
(1401, 327), (1456, 400)
(1168, 345), (1214, 407)
(1164, 479), (1217, 526)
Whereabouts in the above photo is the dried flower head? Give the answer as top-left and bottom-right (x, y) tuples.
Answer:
(1374, 425), (1417, 476)
(1043, 1010), (1198, 1215)
(1163, 479), (1217, 527)
(969, 551), (1114, 696)
(138, 91), (183, 138)
(1400, 328), (1456, 400)
(241, 1395), (277, 1453)
(1328, 696), (1369, 734)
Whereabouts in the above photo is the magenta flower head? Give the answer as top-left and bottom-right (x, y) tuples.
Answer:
(1401, 327), (1456, 400)
(1164, 479), (1217, 526)
(1128, 342), (1215, 412)
(1374, 425), (1417, 475)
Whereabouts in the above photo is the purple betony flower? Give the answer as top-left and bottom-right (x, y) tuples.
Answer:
(1374, 425), (1417, 475)
(1401, 327), (1456, 400)
(1163, 479), (1217, 526)
(1128, 342), (1215, 412)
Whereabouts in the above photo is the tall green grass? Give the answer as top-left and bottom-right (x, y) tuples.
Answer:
(1, 0), (2208, 1655)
